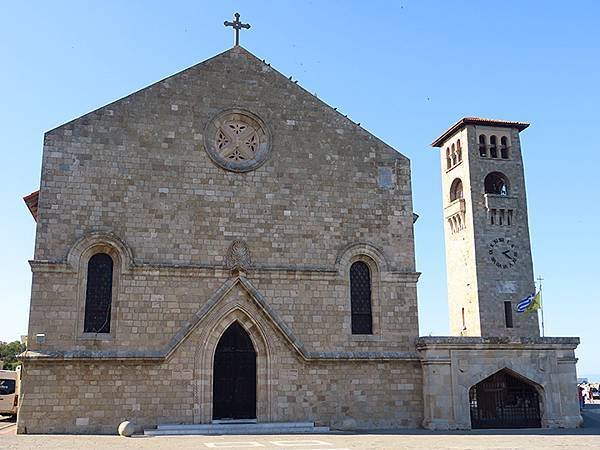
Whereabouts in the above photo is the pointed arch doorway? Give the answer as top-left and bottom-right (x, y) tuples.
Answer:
(469, 369), (541, 429)
(212, 321), (257, 420)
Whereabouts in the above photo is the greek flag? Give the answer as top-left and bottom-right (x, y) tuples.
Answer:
(516, 294), (535, 313)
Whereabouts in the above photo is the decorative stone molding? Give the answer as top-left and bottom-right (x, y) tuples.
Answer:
(335, 241), (389, 275)
(28, 257), (420, 282)
(194, 306), (272, 423)
(203, 108), (271, 172)
(416, 336), (580, 350)
(66, 232), (133, 273)
(225, 240), (252, 274)
(63, 232), (132, 341)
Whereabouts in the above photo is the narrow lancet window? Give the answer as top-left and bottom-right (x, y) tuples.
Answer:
(489, 135), (498, 158)
(479, 135), (487, 157)
(84, 253), (114, 333)
(350, 261), (373, 335)
(451, 143), (457, 166)
(504, 301), (514, 328)
(500, 136), (509, 159)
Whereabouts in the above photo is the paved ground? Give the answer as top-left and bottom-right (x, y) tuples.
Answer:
(1, 408), (599, 450)
(2, 430), (600, 450)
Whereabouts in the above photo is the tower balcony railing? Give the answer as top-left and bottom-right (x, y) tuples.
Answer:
(484, 194), (518, 211)
(444, 198), (466, 218)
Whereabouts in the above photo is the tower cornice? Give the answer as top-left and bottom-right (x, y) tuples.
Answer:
(431, 117), (530, 148)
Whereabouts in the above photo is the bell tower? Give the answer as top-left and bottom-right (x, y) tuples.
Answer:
(431, 117), (539, 337)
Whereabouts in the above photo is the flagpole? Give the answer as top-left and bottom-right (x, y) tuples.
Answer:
(537, 276), (545, 337)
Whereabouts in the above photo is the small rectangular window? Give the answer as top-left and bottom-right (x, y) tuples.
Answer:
(461, 307), (466, 331)
(507, 210), (513, 226)
(499, 209), (505, 226)
(0, 379), (16, 395)
(490, 209), (496, 225)
(504, 301), (513, 328)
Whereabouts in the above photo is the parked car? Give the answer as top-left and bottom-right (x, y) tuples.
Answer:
(592, 388), (600, 400)
(0, 367), (21, 418)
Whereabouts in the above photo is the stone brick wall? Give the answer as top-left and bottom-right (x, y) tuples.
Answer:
(33, 46), (415, 273)
(19, 282), (423, 434)
(26, 262), (419, 354)
(21, 46), (422, 433)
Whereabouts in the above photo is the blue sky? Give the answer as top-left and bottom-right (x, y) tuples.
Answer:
(1, 1), (598, 376)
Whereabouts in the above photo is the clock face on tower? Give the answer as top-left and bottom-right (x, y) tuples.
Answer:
(488, 238), (518, 269)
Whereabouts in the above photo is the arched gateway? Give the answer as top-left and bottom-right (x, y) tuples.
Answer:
(212, 322), (257, 420)
(469, 369), (541, 429)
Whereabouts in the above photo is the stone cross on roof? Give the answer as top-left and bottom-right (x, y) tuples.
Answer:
(224, 12), (251, 46)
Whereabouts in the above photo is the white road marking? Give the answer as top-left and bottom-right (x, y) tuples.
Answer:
(0, 423), (15, 435)
(204, 442), (264, 448)
(269, 440), (332, 447)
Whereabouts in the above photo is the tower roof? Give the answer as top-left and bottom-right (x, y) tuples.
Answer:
(431, 117), (530, 148)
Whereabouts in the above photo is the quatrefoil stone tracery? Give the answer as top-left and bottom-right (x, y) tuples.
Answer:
(203, 109), (270, 172)
(216, 122), (259, 161)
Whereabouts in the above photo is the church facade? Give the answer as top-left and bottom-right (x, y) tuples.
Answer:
(19, 45), (581, 434)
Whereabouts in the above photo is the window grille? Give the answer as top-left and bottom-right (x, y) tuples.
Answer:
(84, 253), (113, 333)
(350, 261), (373, 334)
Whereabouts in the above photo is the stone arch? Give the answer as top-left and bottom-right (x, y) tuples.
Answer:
(194, 305), (272, 423)
(67, 232), (133, 273)
(484, 171), (510, 196)
(337, 246), (383, 337)
(462, 361), (548, 427)
(464, 363), (547, 399)
(449, 178), (463, 202)
(67, 232), (132, 338)
(336, 242), (388, 274)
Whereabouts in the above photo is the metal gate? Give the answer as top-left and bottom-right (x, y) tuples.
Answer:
(213, 322), (257, 420)
(469, 370), (541, 429)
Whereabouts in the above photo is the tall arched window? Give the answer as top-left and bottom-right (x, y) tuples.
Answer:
(478, 135), (487, 157)
(350, 261), (373, 335)
(500, 136), (509, 159)
(456, 139), (462, 162)
(84, 253), (114, 333)
(450, 178), (464, 202)
(484, 172), (509, 196)
(446, 148), (451, 169)
(489, 135), (498, 158)
(451, 143), (457, 166)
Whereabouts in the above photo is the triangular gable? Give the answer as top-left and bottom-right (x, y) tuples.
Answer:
(44, 46), (407, 162)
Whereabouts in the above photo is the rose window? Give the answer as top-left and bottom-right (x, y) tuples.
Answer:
(203, 109), (270, 172)
(216, 122), (260, 162)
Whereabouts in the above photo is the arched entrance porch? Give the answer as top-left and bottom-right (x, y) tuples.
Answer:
(469, 369), (542, 429)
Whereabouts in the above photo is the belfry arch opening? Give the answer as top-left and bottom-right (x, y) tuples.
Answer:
(484, 172), (510, 196)
(469, 369), (542, 429)
(450, 178), (464, 202)
(212, 321), (257, 420)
